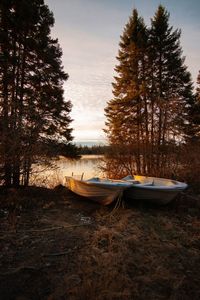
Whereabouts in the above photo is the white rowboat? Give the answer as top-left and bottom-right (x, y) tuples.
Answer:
(66, 177), (133, 205)
(122, 175), (188, 204)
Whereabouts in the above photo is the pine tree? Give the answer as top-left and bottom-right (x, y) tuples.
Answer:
(104, 5), (194, 178)
(0, 0), (74, 186)
(105, 9), (148, 174)
(197, 71), (200, 97)
(186, 71), (200, 141)
(181, 71), (200, 188)
(195, 70), (200, 135)
(148, 5), (193, 174)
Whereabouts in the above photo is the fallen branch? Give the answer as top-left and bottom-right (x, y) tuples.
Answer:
(0, 223), (90, 235)
(43, 250), (71, 256)
(27, 223), (89, 232)
(26, 226), (65, 232)
(0, 265), (37, 276)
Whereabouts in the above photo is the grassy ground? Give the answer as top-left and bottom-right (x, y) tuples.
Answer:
(0, 186), (200, 300)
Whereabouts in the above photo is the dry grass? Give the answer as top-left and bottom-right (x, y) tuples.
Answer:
(0, 188), (200, 300)
(68, 199), (200, 300)
(30, 168), (64, 188)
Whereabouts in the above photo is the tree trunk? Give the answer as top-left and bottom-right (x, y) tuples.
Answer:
(2, 18), (12, 186)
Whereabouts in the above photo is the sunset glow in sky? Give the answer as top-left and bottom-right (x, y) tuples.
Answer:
(46, 0), (200, 143)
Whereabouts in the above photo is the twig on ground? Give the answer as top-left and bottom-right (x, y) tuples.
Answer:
(0, 223), (90, 235)
(43, 250), (71, 256)
(0, 265), (37, 276)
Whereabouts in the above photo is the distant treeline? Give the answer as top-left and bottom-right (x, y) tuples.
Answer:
(77, 145), (109, 155)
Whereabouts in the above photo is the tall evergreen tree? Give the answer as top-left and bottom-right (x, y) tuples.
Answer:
(104, 5), (194, 178)
(0, 0), (74, 186)
(186, 70), (200, 141)
(194, 70), (200, 138)
(181, 71), (200, 189)
(148, 5), (194, 174)
(197, 71), (200, 98)
(105, 9), (148, 174)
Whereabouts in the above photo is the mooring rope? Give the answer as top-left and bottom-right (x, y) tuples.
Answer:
(110, 190), (125, 215)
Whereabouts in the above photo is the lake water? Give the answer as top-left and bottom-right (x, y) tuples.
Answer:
(58, 155), (104, 179)
(31, 155), (104, 187)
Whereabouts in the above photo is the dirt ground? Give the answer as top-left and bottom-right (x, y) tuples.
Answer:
(0, 186), (200, 300)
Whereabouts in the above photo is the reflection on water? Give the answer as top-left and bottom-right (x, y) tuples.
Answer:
(58, 155), (104, 179)
(31, 155), (104, 187)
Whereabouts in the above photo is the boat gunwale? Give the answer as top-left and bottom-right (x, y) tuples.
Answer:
(123, 175), (188, 191)
(70, 178), (133, 190)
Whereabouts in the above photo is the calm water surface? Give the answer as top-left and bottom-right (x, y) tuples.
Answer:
(32, 155), (104, 187)
(58, 155), (104, 179)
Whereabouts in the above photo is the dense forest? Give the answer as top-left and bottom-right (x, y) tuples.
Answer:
(0, 0), (77, 187)
(104, 6), (200, 189)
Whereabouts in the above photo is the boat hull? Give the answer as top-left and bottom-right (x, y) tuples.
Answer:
(66, 177), (132, 205)
(123, 175), (187, 204)
(124, 186), (181, 204)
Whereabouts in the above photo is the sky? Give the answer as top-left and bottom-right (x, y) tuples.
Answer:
(45, 0), (200, 144)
